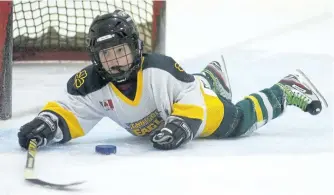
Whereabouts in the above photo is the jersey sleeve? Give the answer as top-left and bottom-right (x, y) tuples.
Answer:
(149, 56), (206, 136)
(41, 91), (105, 143)
(40, 65), (107, 143)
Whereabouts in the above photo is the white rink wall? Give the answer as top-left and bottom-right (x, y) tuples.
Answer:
(166, 0), (332, 61)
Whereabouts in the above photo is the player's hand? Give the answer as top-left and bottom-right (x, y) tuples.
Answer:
(18, 112), (58, 149)
(150, 116), (193, 150)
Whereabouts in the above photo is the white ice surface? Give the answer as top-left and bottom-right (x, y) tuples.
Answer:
(0, 11), (333, 195)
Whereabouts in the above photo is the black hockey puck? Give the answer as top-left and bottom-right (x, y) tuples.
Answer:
(95, 145), (117, 155)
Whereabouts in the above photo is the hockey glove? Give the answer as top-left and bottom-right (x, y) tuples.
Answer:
(150, 116), (193, 150)
(18, 112), (58, 149)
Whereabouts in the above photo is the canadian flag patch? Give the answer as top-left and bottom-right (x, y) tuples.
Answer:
(99, 99), (114, 111)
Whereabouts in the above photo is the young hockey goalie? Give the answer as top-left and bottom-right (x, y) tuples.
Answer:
(18, 10), (328, 150)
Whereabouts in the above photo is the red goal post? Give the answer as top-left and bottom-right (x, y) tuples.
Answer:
(0, 1), (13, 120)
(0, 0), (166, 120)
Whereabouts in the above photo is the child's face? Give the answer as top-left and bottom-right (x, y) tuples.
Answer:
(99, 43), (134, 74)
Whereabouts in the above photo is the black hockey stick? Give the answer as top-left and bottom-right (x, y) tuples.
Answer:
(24, 139), (85, 189)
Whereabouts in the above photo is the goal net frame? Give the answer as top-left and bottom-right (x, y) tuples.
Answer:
(0, 0), (166, 120)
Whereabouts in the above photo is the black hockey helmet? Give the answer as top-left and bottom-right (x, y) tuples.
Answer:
(87, 10), (143, 83)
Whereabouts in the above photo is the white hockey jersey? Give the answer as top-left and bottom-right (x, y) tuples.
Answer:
(41, 53), (225, 143)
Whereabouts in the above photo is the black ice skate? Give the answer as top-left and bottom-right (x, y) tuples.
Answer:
(199, 57), (232, 101)
(276, 69), (328, 115)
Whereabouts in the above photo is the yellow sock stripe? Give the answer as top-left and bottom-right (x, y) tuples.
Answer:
(42, 101), (85, 139)
(172, 103), (204, 120)
(245, 95), (264, 122)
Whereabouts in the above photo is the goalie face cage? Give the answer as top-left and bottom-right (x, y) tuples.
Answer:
(12, 0), (166, 61)
(0, 0), (165, 120)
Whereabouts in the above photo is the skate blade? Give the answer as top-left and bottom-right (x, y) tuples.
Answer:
(296, 69), (328, 108)
(220, 55), (233, 98)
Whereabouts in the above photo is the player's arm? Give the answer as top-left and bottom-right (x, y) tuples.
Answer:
(18, 66), (106, 149)
(44, 92), (105, 141)
(148, 55), (205, 150)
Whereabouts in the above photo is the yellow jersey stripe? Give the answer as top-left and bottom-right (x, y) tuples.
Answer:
(109, 57), (145, 106)
(172, 103), (204, 120)
(42, 101), (85, 139)
(200, 87), (224, 137)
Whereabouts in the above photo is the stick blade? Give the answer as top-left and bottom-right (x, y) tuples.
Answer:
(25, 178), (85, 190)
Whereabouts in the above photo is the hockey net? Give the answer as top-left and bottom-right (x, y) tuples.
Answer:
(12, 0), (166, 61)
(0, 0), (166, 119)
